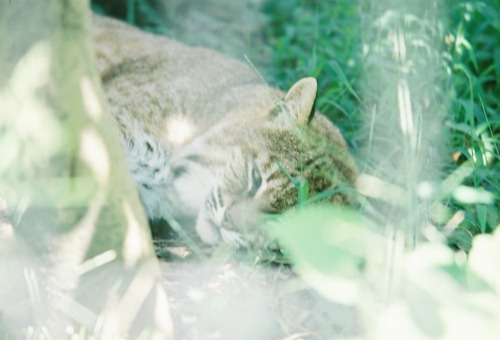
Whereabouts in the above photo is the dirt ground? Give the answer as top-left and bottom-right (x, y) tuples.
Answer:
(160, 259), (363, 340)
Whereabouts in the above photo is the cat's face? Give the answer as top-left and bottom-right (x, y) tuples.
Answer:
(165, 78), (358, 246)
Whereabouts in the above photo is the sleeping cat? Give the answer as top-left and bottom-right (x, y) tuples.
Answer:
(92, 15), (358, 246)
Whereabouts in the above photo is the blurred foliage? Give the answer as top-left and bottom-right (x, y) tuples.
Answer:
(0, 43), (62, 180)
(371, 229), (500, 339)
(272, 205), (500, 339)
(270, 205), (382, 305)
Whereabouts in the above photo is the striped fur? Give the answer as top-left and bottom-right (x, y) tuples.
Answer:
(93, 15), (358, 246)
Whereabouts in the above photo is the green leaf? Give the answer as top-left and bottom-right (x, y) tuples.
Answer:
(275, 160), (310, 205)
(296, 178), (309, 205)
(476, 204), (488, 233)
(269, 205), (381, 304)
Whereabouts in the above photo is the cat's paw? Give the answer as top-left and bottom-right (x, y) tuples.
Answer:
(195, 186), (248, 247)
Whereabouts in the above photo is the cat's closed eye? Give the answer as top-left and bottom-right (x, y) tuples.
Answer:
(172, 165), (188, 178)
(247, 162), (263, 197)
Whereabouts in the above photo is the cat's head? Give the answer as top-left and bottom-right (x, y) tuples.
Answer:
(167, 78), (358, 246)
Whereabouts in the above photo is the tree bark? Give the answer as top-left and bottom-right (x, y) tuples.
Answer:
(0, 0), (173, 338)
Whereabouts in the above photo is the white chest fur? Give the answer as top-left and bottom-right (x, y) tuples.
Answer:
(122, 127), (216, 224)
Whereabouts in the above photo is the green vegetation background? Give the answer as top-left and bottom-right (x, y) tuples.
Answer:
(92, 0), (499, 251)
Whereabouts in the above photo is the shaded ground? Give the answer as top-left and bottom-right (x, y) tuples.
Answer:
(153, 223), (364, 338)
(160, 259), (363, 339)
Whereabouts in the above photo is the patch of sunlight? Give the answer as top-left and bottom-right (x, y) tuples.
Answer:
(154, 283), (174, 340)
(164, 115), (195, 145)
(0, 220), (14, 240)
(78, 250), (117, 275)
(452, 185), (494, 204)
(64, 325), (75, 337)
(382, 240), (500, 340)
(443, 210), (465, 232)
(81, 76), (103, 120)
(96, 310), (121, 340)
(468, 229), (500, 292)
(416, 181), (436, 199)
(186, 288), (206, 302)
(24, 268), (43, 317)
(122, 200), (152, 267)
(79, 128), (110, 184)
(0, 130), (18, 174)
(439, 161), (474, 197)
(428, 201), (453, 225)
(397, 78), (415, 141)
(9, 42), (50, 97)
(58, 293), (97, 330)
(26, 326), (51, 339)
(356, 173), (407, 206)
(467, 135), (494, 166)
(298, 268), (361, 305)
(404, 243), (456, 294)
(0, 41), (62, 173)
(440, 303), (498, 340)
(13, 177), (98, 208)
(422, 224), (447, 243)
(480, 132), (497, 165)
(455, 22), (472, 55)
(392, 30), (406, 62)
(99, 260), (158, 339)
(374, 302), (430, 340)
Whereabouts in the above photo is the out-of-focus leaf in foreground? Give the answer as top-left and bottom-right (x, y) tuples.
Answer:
(269, 205), (383, 305)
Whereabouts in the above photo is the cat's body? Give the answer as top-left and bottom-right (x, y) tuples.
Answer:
(92, 15), (357, 246)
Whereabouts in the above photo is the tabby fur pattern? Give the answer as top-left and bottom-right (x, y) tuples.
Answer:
(92, 15), (357, 246)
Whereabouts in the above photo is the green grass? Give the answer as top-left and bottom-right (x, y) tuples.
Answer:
(260, 0), (500, 336)
(259, 0), (499, 250)
(261, 0), (365, 150)
(441, 0), (500, 249)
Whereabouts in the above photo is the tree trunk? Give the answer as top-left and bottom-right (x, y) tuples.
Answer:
(0, 0), (173, 338)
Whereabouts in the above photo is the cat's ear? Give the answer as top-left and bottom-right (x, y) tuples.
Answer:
(283, 77), (317, 126)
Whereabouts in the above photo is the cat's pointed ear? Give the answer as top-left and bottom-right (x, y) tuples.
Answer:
(283, 77), (317, 126)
